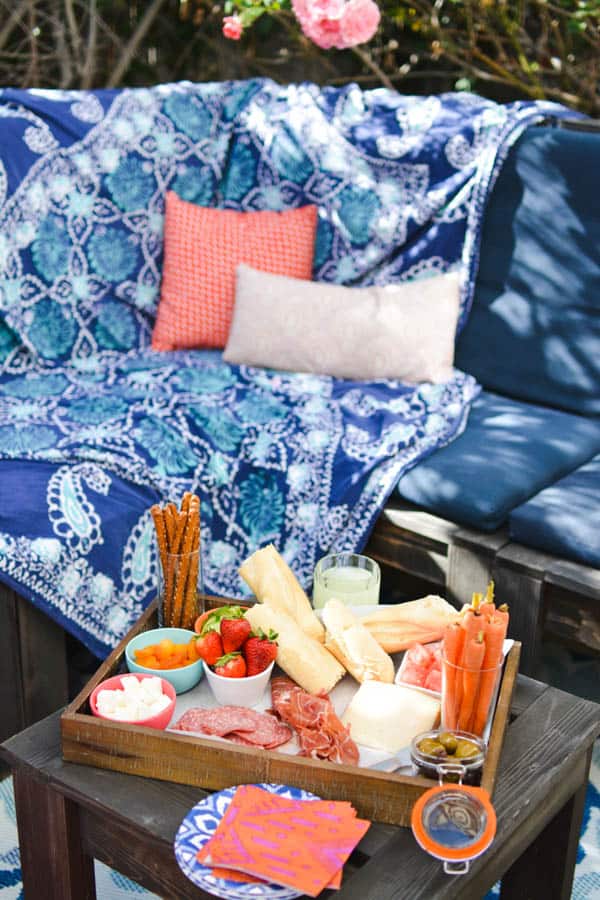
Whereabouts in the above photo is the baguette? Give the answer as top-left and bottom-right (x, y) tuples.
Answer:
(244, 603), (345, 696)
(239, 544), (325, 643)
(360, 595), (460, 653)
(322, 599), (394, 684)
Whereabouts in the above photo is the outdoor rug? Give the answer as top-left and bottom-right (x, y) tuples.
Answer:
(1, 742), (599, 898)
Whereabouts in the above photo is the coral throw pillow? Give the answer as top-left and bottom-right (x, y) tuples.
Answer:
(152, 192), (318, 351)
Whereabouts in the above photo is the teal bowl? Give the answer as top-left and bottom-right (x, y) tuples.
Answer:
(125, 627), (203, 694)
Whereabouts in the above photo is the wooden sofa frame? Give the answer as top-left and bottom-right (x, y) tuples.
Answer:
(0, 582), (68, 747)
(365, 498), (600, 677)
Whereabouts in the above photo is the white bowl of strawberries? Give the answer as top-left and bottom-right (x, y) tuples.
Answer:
(194, 605), (278, 708)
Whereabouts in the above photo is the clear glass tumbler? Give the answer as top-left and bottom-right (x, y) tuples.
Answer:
(158, 549), (204, 630)
(441, 653), (503, 740)
(312, 552), (380, 609)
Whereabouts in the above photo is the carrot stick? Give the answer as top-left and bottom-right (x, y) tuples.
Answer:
(479, 581), (496, 620)
(472, 612), (509, 736)
(450, 608), (480, 725)
(442, 622), (464, 730)
(494, 603), (510, 630)
(470, 592), (483, 612)
(460, 610), (483, 664)
(458, 631), (485, 732)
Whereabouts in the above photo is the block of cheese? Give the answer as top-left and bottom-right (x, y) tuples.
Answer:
(239, 544), (325, 643)
(244, 603), (345, 696)
(341, 681), (440, 753)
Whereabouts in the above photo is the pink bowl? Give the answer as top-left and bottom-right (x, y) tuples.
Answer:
(89, 673), (176, 730)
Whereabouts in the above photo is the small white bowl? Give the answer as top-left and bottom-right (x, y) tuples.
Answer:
(202, 661), (274, 707)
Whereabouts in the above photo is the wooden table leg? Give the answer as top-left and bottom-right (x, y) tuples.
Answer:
(13, 769), (96, 900)
(500, 747), (591, 900)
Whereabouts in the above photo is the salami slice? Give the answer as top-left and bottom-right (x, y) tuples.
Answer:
(172, 705), (292, 750)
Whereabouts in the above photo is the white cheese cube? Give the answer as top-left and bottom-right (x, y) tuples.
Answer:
(120, 675), (143, 696)
(148, 695), (170, 716)
(140, 676), (163, 699)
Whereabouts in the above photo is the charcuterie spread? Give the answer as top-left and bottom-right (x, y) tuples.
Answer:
(139, 544), (511, 773)
(86, 532), (513, 795)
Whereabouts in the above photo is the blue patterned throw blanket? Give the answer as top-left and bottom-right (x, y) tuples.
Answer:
(0, 79), (571, 656)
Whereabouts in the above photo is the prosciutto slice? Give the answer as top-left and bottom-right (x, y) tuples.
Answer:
(270, 676), (359, 766)
(172, 705), (292, 750)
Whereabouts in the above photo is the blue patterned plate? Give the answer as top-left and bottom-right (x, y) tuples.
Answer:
(173, 783), (320, 900)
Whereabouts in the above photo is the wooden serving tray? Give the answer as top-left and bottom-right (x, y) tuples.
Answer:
(61, 596), (521, 827)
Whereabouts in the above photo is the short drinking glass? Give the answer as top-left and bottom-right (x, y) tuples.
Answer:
(312, 553), (380, 609)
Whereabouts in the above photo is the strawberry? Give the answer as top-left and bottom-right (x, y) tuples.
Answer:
(214, 652), (247, 678)
(194, 605), (247, 635)
(244, 629), (278, 677)
(220, 616), (251, 654)
(195, 631), (224, 666)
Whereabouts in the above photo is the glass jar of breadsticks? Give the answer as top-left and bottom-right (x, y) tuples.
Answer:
(151, 493), (204, 629)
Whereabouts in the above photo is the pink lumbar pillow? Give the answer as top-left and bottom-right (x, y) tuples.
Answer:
(152, 193), (318, 351)
(224, 265), (461, 383)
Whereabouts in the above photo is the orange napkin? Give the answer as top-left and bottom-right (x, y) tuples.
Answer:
(204, 860), (343, 889)
(197, 785), (369, 896)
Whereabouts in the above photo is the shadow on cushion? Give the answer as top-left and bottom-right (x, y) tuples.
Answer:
(396, 391), (600, 532)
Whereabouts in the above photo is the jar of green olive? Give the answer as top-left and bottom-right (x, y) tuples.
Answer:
(410, 729), (486, 786)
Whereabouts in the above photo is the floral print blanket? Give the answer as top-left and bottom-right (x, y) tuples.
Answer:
(0, 350), (477, 656)
(0, 79), (572, 655)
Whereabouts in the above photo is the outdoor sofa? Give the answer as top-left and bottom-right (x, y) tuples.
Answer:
(0, 79), (598, 746)
(367, 117), (600, 674)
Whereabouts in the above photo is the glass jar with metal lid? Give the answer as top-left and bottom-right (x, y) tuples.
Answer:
(410, 729), (486, 785)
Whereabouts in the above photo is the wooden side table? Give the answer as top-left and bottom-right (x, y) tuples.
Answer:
(2, 675), (599, 900)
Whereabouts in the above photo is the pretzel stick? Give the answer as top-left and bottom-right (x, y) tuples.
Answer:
(164, 504), (179, 624)
(171, 510), (196, 628)
(170, 492), (195, 566)
(181, 501), (201, 629)
(151, 505), (170, 624)
(172, 509), (187, 556)
(151, 505), (168, 576)
(164, 502), (178, 552)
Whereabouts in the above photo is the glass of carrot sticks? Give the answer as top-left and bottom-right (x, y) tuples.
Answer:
(441, 583), (510, 740)
(151, 493), (203, 630)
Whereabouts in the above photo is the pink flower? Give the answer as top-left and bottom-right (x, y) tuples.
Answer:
(292, 0), (380, 49)
(292, 0), (345, 49)
(222, 15), (243, 40)
(340, 0), (380, 46)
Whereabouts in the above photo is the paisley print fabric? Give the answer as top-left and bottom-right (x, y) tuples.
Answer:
(0, 80), (572, 369)
(0, 349), (477, 656)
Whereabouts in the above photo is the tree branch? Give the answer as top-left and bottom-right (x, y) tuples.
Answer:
(351, 45), (395, 90)
(0, 0), (28, 53)
(106, 0), (169, 88)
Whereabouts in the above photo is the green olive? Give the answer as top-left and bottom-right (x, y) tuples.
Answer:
(438, 732), (459, 754)
(454, 739), (480, 759)
(417, 738), (447, 758)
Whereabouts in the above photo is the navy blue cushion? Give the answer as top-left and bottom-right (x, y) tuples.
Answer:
(397, 391), (600, 532)
(456, 125), (600, 416)
(509, 455), (600, 568)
